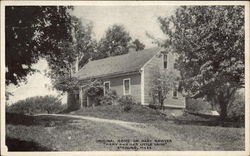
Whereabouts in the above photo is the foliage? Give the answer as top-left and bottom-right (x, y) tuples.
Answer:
(118, 95), (136, 112)
(148, 104), (158, 110)
(186, 98), (212, 113)
(150, 69), (179, 109)
(46, 16), (96, 92)
(5, 6), (73, 85)
(77, 79), (103, 107)
(71, 19), (96, 69)
(228, 90), (244, 119)
(99, 90), (118, 105)
(132, 39), (145, 51)
(84, 79), (103, 97)
(6, 95), (66, 114)
(92, 24), (132, 60)
(52, 77), (79, 92)
(6, 91), (13, 102)
(5, 7), (96, 93)
(118, 95), (136, 105)
(158, 6), (244, 120)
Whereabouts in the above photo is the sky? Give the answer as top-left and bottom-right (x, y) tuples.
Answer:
(72, 6), (176, 48)
(6, 6), (176, 104)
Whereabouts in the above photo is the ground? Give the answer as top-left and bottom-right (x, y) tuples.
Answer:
(6, 104), (245, 151)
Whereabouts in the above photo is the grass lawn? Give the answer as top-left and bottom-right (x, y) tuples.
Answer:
(6, 104), (245, 151)
(153, 121), (244, 150)
(6, 113), (174, 151)
(70, 104), (167, 123)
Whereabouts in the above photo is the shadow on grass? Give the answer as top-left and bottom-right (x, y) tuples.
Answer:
(6, 137), (54, 151)
(6, 113), (41, 126)
(164, 113), (244, 128)
(151, 106), (245, 128)
(6, 112), (79, 127)
(166, 119), (244, 128)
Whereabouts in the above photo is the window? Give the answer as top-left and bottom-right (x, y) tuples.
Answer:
(104, 81), (110, 94)
(123, 78), (131, 95)
(163, 54), (168, 69)
(172, 88), (178, 98)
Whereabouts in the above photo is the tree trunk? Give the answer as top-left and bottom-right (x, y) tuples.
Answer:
(219, 101), (228, 121)
(211, 97), (215, 110)
(160, 96), (164, 110)
(217, 91), (229, 121)
(160, 100), (164, 110)
(218, 87), (236, 121)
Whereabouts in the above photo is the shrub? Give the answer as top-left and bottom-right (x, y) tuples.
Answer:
(6, 95), (66, 115)
(148, 104), (158, 110)
(118, 95), (136, 112)
(84, 80), (104, 107)
(118, 95), (136, 105)
(186, 97), (212, 113)
(99, 90), (118, 105)
(123, 105), (132, 112)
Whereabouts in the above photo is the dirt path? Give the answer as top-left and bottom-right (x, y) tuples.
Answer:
(35, 113), (194, 150)
(35, 114), (172, 139)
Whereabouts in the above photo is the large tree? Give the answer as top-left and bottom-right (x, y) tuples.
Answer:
(5, 6), (73, 85)
(92, 24), (131, 60)
(158, 6), (244, 120)
(46, 16), (96, 92)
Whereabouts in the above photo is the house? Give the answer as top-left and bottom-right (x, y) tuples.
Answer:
(68, 46), (186, 110)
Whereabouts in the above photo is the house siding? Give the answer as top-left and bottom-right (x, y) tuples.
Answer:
(142, 52), (185, 108)
(101, 73), (141, 103)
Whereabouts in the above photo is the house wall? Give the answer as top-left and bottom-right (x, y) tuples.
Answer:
(142, 52), (185, 108)
(101, 73), (141, 103)
(68, 73), (141, 109)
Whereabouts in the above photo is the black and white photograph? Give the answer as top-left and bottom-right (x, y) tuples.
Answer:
(1, 1), (249, 155)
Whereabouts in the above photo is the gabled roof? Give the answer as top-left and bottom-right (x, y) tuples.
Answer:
(74, 47), (162, 80)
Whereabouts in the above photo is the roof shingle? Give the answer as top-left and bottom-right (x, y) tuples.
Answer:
(74, 47), (161, 80)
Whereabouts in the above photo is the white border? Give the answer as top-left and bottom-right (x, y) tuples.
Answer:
(1, 1), (249, 156)
(0, 1), (249, 6)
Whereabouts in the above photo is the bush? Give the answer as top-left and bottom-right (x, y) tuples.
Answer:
(118, 95), (136, 112)
(123, 105), (132, 112)
(118, 95), (136, 105)
(6, 95), (66, 115)
(186, 97), (212, 113)
(99, 90), (118, 105)
(148, 104), (158, 110)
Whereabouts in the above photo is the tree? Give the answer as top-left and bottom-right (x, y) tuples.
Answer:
(150, 69), (178, 109)
(46, 16), (96, 92)
(93, 24), (131, 60)
(71, 18), (97, 69)
(158, 6), (244, 120)
(82, 79), (104, 108)
(6, 95), (65, 114)
(132, 39), (145, 51)
(5, 6), (73, 85)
